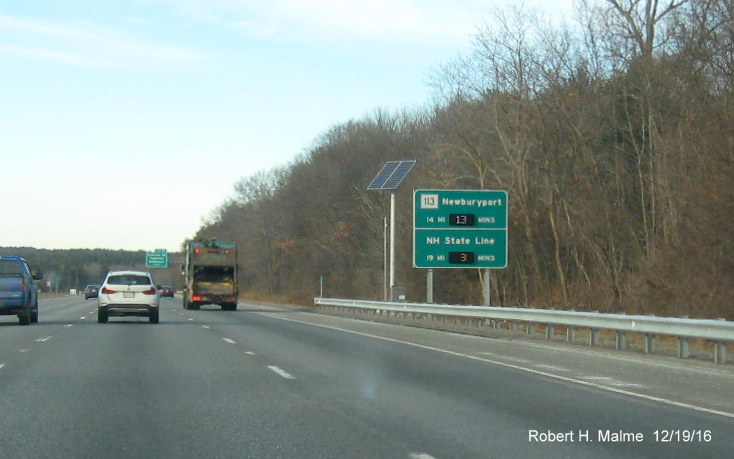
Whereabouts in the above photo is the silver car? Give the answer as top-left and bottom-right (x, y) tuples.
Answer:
(98, 271), (159, 324)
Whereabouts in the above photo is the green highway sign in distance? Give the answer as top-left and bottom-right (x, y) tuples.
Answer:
(146, 249), (168, 268)
(414, 190), (508, 269)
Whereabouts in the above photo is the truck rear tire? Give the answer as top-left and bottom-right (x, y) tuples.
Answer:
(19, 301), (32, 325)
(31, 300), (38, 323)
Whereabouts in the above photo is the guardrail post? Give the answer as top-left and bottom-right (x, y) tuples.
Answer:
(509, 322), (517, 331)
(590, 328), (600, 346)
(546, 325), (554, 340)
(616, 331), (626, 350)
(678, 337), (689, 358)
(566, 326), (575, 342)
(644, 334), (656, 354)
(527, 323), (534, 335)
(715, 341), (727, 364)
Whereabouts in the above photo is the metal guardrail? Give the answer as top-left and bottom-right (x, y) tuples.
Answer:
(314, 298), (733, 364)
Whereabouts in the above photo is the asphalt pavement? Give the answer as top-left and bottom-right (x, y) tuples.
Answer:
(0, 296), (732, 458)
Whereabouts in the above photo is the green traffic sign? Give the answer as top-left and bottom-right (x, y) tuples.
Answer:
(413, 190), (508, 269)
(146, 249), (168, 268)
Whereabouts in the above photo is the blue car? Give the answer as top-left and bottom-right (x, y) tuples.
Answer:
(0, 256), (43, 325)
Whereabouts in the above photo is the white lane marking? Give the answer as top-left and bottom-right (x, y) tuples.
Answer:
(581, 376), (644, 387)
(36, 336), (52, 342)
(268, 365), (296, 380)
(535, 364), (569, 372)
(65, 324), (74, 327)
(481, 353), (533, 364)
(255, 311), (734, 420)
(0, 363), (4, 370)
(188, 318), (194, 321)
(80, 316), (86, 320)
(222, 338), (236, 344)
(202, 325), (211, 330)
(244, 351), (255, 355)
(89, 311), (96, 314)
(410, 454), (436, 459)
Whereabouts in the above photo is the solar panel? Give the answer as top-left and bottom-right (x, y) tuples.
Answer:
(367, 161), (400, 190)
(367, 160), (416, 190)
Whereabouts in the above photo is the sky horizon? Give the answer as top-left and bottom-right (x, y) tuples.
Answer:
(2, 0), (574, 252)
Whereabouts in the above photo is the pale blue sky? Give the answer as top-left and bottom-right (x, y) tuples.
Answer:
(1, 0), (573, 251)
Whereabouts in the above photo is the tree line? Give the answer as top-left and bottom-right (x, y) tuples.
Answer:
(196, 0), (733, 318)
(0, 247), (181, 292)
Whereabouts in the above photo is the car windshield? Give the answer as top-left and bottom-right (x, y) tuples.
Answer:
(106, 275), (151, 286)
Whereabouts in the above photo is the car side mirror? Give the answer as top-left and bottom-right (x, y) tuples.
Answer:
(33, 272), (44, 280)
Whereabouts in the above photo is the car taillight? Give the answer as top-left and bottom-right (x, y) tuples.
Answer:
(142, 288), (156, 295)
(193, 296), (202, 301)
(19, 279), (26, 292)
(102, 287), (116, 294)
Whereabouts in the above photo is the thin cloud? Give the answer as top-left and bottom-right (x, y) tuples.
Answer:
(0, 13), (208, 69)
(173, 0), (482, 46)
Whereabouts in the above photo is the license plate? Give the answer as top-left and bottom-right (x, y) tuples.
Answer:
(123, 292), (134, 298)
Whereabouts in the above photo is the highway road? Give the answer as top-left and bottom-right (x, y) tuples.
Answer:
(0, 295), (732, 458)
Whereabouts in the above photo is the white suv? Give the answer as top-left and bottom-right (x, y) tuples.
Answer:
(98, 271), (159, 324)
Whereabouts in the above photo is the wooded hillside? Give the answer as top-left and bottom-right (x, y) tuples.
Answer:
(194, 0), (734, 319)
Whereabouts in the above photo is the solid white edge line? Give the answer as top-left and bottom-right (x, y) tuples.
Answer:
(253, 310), (734, 420)
(268, 365), (296, 380)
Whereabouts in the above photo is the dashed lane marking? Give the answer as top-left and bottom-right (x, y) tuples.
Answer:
(202, 325), (211, 329)
(222, 338), (236, 344)
(268, 365), (296, 380)
(36, 336), (52, 342)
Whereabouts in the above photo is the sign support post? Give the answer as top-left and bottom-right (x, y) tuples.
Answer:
(390, 191), (396, 300)
(483, 268), (491, 306)
(367, 160), (416, 303)
(427, 269), (434, 303)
